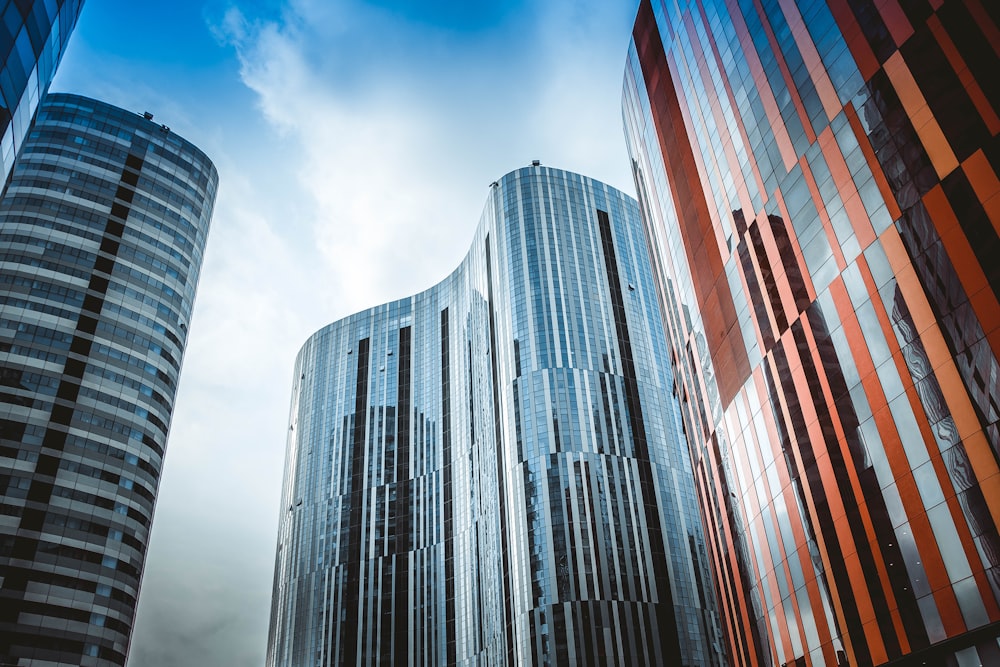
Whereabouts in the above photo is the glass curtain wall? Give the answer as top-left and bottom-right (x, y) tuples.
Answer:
(0, 93), (217, 666)
(623, 0), (1000, 664)
(267, 165), (727, 666)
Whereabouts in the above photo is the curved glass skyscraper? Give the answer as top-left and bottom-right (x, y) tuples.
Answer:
(0, 94), (217, 665)
(267, 165), (725, 666)
(623, 0), (1000, 664)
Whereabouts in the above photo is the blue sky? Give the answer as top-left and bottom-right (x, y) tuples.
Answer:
(53, 1), (639, 664)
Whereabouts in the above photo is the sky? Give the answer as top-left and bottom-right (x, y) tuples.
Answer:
(51, 0), (640, 664)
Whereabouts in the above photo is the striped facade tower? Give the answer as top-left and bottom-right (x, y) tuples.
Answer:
(0, 94), (217, 665)
(623, 0), (1000, 664)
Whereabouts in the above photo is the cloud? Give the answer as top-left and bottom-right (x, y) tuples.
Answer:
(117, 1), (641, 664)
(222, 0), (637, 315)
(128, 138), (315, 667)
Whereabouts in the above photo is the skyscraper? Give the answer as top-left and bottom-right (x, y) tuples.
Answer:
(0, 0), (85, 182)
(267, 165), (725, 665)
(623, 0), (1000, 665)
(0, 93), (217, 665)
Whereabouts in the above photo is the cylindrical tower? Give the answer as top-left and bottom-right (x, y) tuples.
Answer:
(0, 93), (217, 665)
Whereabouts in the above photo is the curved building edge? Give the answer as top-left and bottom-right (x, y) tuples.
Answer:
(267, 164), (728, 665)
(0, 91), (218, 665)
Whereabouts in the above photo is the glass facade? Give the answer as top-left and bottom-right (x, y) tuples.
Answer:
(267, 166), (725, 666)
(0, 0), (84, 182)
(623, 0), (1000, 665)
(0, 93), (217, 665)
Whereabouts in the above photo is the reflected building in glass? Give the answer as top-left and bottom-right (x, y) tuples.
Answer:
(0, 94), (217, 665)
(0, 0), (85, 182)
(267, 165), (725, 665)
(623, 0), (1000, 664)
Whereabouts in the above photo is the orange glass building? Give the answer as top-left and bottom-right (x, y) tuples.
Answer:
(622, 0), (1000, 664)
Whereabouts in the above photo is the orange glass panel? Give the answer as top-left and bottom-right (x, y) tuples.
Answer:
(962, 150), (1000, 238)
(883, 52), (959, 178)
(932, 360), (984, 442)
(827, 0), (880, 78)
(861, 617), (888, 665)
(924, 186), (991, 303)
(846, 103), (902, 221)
(922, 185), (960, 237)
(939, 225), (989, 298)
(889, 600), (912, 655)
(969, 286), (1000, 342)
(932, 585), (968, 636)
(818, 126), (878, 249)
(906, 508), (960, 623)
(632, 6), (751, 404)
(874, 0), (913, 46)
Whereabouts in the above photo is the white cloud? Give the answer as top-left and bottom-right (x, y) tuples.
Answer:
(224, 0), (637, 314)
(129, 137), (317, 667)
(107, 1), (640, 664)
